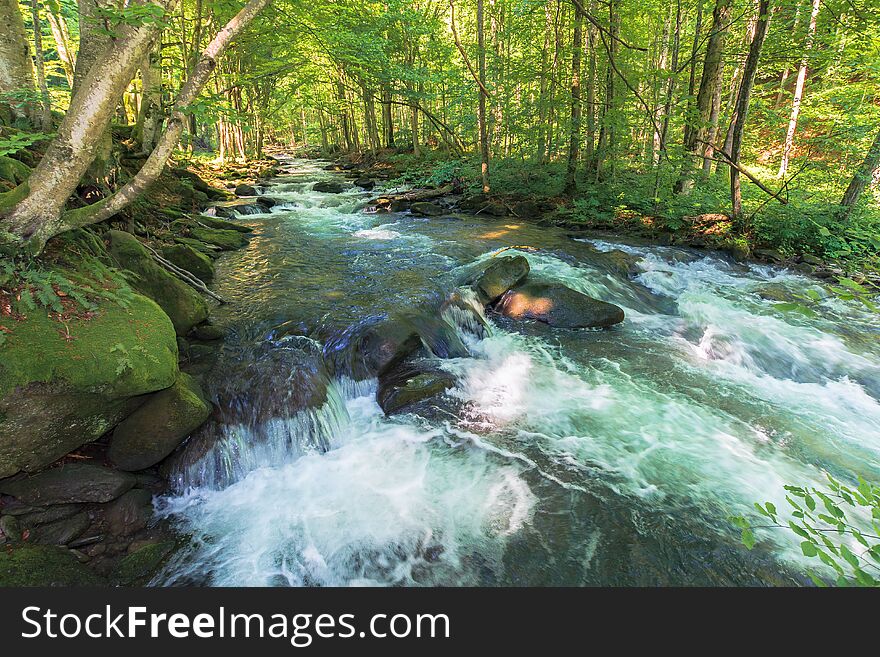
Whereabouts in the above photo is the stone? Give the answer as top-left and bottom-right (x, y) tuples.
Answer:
(377, 364), (457, 416)
(497, 282), (625, 329)
(473, 255), (531, 304)
(27, 511), (90, 545)
(410, 202), (444, 216)
(104, 488), (153, 536)
(107, 230), (209, 335)
(234, 183), (257, 196)
(754, 248), (785, 263)
(161, 243), (215, 282)
(0, 464), (137, 505)
(800, 253), (823, 266)
(0, 544), (105, 586)
(18, 503), (83, 526)
(189, 324), (225, 341)
(0, 514), (22, 543)
(190, 226), (249, 251)
(108, 373), (211, 471)
(111, 540), (175, 586)
(595, 249), (642, 277)
(314, 181), (344, 194)
(197, 213), (255, 233)
(354, 177), (375, 190)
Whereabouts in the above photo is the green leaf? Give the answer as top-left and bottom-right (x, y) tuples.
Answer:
(801, 541), (818, 557)
(741, 528), (756, 550)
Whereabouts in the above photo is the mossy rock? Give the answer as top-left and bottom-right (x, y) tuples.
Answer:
(108, 372), (211, 471)
(0, 156), (31, 185)
(172, 236), (221, 258)
(0, 544), (105, 586)
(107, 230), (209, 335)
(0, 292), (178, 479)
(197, 214), (254, 233)
(161, 243), (214, 282)
(189, 226), (249, 250)
(111, 540), (176, 586)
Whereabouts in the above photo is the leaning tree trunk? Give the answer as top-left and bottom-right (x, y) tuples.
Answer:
(30, 0), (53, 132)
(674, 0), (731, 195)
(839, 125), (880, 220)
(729, 0), (772, 222)
(0, 0), (179, 252)
(0, 0), (37, 124)
(778, 0), (820, 178)
(61, 0), (273, 229)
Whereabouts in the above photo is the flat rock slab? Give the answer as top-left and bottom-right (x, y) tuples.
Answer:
(0, 463), (137, 505)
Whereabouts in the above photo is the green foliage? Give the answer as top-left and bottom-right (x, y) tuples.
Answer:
(93, 3), (169, 36)
(0, 130), (52, 158)
(732, 475), (880, 587)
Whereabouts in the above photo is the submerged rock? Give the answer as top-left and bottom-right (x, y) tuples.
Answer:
(161, 243), (215, 282)
(0, 463), (136, 505)
(377, 363), (457, 416)
(314, 181), (344, 194)
(473, 255), (531, 304)
(107, 230), (209, 335)
(108, 373), (211, 471)
(410, 201), (444, 216)
(497, 282), (624, 328)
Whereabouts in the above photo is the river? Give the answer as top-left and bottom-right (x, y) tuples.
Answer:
(153, 158), (880, 586)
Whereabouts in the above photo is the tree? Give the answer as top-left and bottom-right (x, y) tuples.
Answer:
(0, 0), (38, 124)
(729, 0), (772, 222)
(30, 0), (54, 132)
(778, 0), (820, 178)
(674, 0), (732, 195)
(839, 125), (880, 219)
(563, 1), (583, 195)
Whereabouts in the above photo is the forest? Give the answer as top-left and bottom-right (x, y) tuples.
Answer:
(0, 0), (879, 588)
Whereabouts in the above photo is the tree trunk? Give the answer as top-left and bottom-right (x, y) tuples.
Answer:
(477, 0), (490, 192)
(382, 84), (394, 148)
(675, 0), (730, 194)
(563, 2), (583, 195)
(839, 125), (880, 219)
(137, 50), (162, 153)
(30, 0), (53, 131)
(0, 0), (37, 123)
(730, 0), (772, 221)
(1, 0), (180, 252)
(778, 0), (820, 178)
(45, 0), (75, 88)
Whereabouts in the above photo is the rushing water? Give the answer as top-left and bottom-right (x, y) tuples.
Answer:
(155, 158), (880, 586)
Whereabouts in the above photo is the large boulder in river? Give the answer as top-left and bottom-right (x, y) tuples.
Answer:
(0, 463), (136, 505)
(473, 255), (531, 304)
(314, 181), (344, 194)
(108, 372), (211, 471)
(234, 183), (257, 196)
(497, 282), (624, 329)
(190, 226), (249, 251)
(107, 230), (209, 335)
(0, 281), (178, 478)
(354, 177), (375, 190)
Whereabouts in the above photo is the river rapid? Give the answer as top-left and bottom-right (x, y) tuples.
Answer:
(154, 158), (880, 586)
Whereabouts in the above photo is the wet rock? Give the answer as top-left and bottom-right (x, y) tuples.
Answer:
(108, 372), (211, 472)
(18, 503), (83, 526)
(354, 177), (375, 190)
(172, 236), (222, 258)
(189, 323), (225, 341)
(473, 255), (531, 304)
(104, 489), (153, 536)
(234, 183), (257, 196)
(498, 282), (625, 329)
(0, 514), (22, 543)
(595, 249), (641, 277)
(27, 511), (90, 545)
(0, 544), (105, 586)
(754, 284), (797, 303)
(754, 248), (785, 263)
(410, 201), (444, 217)
(314, 181), (344, 194)
(377, 364), (457, 416)
(800, 253), (823, 266)
(0, 464), (136, 505)
(190, 226), (249, 250)
(172, 168), (229, 201)
(107, 230), (209, 335)
(209, 198), (272, 219)
(197, 214), (255, 233)
(511, 200), (540, 218)
(482, 202), (508, 217)
(161, 243), (215, 282)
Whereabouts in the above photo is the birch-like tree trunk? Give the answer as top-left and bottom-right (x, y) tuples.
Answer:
(30, 0), (53, 131)
(778, 0), (820, 178)
(45, 0), (76, 88)
(0, 0), (37, 124)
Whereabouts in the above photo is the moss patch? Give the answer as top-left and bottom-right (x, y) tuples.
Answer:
(190, 227), (248, 250)
(111, 540), (176, 586)
(0, 545), (105, 586)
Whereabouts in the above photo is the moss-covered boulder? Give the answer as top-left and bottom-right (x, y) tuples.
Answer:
(108, 373), (211, 471)
(473, 255), (531, 304)
(172, 236), (221, 258)
(111, 540), (175, 586)
(0, 155), (31, 185)
(107, 230), (209, 335)
(0, 293), (178, 479)
(189, 226), (249, 250)
(0, 544), (105, 586)
(197, 214), (255, 233)
(161, 243), (214, 282)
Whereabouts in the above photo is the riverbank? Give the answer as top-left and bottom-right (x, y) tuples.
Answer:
(0, 155), (281, 585)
